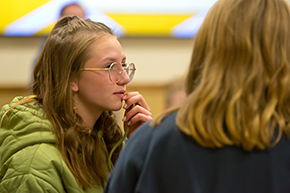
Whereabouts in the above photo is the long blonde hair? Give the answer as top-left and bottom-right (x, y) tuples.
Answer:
(153, 0), (290, 151)
(5, 17), (123, 189)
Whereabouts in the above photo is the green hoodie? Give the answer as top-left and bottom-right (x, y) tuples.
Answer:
(0, 96), (103, 193)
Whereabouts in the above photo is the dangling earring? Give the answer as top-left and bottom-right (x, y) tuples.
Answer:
(73, 106), (79, 119)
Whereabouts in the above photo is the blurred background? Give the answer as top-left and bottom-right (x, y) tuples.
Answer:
(2, 0), (287, 119)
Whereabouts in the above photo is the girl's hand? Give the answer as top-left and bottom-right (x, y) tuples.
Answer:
(122, 91), (152, 138)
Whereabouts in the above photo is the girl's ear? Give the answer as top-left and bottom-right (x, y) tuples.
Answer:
(70, 80), (79, 92)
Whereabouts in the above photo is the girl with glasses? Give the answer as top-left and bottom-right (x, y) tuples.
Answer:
(0, 16), (152, 193)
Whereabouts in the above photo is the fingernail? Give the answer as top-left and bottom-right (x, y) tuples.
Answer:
(123, 103), (127, 109)
(127, 121), (131, 126)
(122, 116), (126, 121)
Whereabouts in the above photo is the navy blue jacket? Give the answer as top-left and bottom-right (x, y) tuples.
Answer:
(105, 112), (290, 193)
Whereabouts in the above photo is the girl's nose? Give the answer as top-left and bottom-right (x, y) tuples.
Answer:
(117, 69), (130, 85)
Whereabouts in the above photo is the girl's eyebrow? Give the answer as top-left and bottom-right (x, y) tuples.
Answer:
(101, 57), (127, 63)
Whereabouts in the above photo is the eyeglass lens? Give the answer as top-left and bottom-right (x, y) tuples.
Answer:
(110, 63), (135, 83)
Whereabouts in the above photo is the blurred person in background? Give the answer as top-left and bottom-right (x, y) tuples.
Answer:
(31, 2), (86, 85)
(163, 76), (186, 111)
(60, 2), (86, 19)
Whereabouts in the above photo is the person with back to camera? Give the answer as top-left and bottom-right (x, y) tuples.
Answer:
(0, 16), (152, 193)
(104, 0), (290, 192)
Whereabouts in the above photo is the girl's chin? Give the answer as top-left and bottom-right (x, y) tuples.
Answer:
(110, 104), (123, 111)
(106, 99), (123, 111)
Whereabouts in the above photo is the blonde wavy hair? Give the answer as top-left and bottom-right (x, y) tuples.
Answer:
(152, 0), (290, 151)
(2, 16), (123, 189)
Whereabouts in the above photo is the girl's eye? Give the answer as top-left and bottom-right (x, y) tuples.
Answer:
(105, 63), (113, 68)
(122, 63), (127, 68)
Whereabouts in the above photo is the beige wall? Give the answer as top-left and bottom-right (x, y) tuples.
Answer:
(0, 36), (194, 87)
(0, 36), (194, 118)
